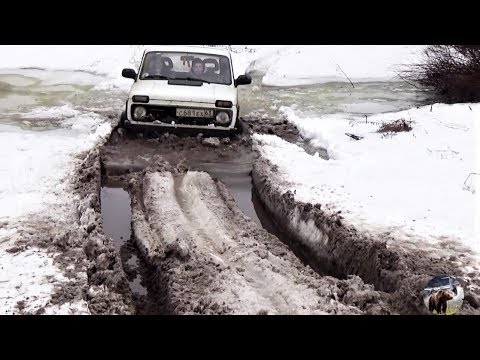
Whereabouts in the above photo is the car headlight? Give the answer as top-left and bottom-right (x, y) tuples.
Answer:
(215, 111), (230, 125)
(133, 106), (147, 120)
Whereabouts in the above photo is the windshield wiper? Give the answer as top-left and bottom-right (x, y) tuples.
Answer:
(177, 76), (211, 84)
(143, 75), (169, 80)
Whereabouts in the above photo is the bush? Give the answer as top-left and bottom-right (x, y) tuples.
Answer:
(400, 45), (480, 103)
(377, 118), (412, 134)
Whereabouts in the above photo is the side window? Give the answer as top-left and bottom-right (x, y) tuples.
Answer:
(219, 56), (232, 84)
(141, 53), (160, 78)
(204, 58), (219, 74)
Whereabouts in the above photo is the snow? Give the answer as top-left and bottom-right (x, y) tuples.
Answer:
(0, 103), (110, 314)
(0, 247), (57, 314)
(43, 300), (90, 315)
(254, 103), (479, 254)
(0, 246), (90, 315)
(246, 45), (426, 87)
(0, 108), (111, 220)
(0, 46), (136, 90)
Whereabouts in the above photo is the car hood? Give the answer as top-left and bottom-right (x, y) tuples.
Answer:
(130, 81), (237, 105)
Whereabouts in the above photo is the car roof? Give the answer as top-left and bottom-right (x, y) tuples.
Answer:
(143, 46), (232, 57)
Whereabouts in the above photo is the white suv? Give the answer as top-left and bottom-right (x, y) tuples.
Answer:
(121, 46), (252, 135)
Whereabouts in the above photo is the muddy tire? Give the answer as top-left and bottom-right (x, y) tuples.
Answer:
(119, 111), (127, 128)
(235, 117), (245, 135)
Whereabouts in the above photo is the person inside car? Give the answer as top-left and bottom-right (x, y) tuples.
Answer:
(190, 58), (205, 77)
(142, 57), (164, 79)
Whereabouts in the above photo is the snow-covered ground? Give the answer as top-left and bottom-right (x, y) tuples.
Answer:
(0, 246), (90, 315)
(0, 107), (111, 314)
(0, 116), (110, 220)
(0, 66), (113, 314)
(254, 103), (480, 254)
(246, 45), (426, 87)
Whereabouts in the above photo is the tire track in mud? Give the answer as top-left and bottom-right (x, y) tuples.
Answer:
(128, 168), (392, 314)
(97, 116), (402, 314)
(71, 146), (136, 314)
(252, 140), (480, 315)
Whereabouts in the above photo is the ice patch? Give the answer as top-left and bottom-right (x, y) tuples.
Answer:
(20, 104), (81, 120)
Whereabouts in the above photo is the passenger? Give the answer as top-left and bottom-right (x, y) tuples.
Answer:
(190, 58), (205, 77)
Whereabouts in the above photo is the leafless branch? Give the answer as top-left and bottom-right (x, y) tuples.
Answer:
(337, 64), (355, 89)
(463, 172), (480, 187)
(399, 45), (480, 103)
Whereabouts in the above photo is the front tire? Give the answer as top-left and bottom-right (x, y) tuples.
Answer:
(234, 117), (244, 135)
(119, 111), (127, 128)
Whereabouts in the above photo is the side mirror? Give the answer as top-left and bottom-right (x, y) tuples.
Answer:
(235, 74), (252, 87)
(122, 68), (137, 80)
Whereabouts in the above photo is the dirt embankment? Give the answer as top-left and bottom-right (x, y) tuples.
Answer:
(252, 146), (480, 314)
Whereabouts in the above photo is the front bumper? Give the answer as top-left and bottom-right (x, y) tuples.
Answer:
(127, 100), (237, 126)
(124, 119), (239, 136)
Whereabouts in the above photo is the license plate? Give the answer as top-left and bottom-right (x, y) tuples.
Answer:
(176, 108), (213, 118)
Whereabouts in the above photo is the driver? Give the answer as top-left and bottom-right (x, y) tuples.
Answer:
(142, 57), (164, 78)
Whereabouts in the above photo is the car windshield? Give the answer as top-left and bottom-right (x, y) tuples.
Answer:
(139, 51), (232, 85)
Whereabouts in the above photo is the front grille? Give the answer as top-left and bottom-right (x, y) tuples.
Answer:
(132, 104), (230, 126)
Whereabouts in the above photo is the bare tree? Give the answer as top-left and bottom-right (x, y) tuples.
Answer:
(400, 45), (480, 103)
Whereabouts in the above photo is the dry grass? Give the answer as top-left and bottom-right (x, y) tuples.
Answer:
(377, 118), (413, 134)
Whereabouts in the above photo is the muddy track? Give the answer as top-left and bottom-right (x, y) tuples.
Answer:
(98, 118), (399, 314)
(70, 144), (136, 314)
(89, 114), (480, 315)
(252, 147), (480, 314)
(127, 167), (392, 314)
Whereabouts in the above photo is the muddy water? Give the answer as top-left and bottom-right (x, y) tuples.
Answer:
(186, 156), (262, 226)
(100, 187), (131, 248)
(100, 186), (149, 297)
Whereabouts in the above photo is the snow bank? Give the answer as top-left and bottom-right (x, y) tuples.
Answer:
(0, 103), (111, 314)
(246, 45), (426, 87)
(0, 107), (111, 221)
(254, 103), (479, 253)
